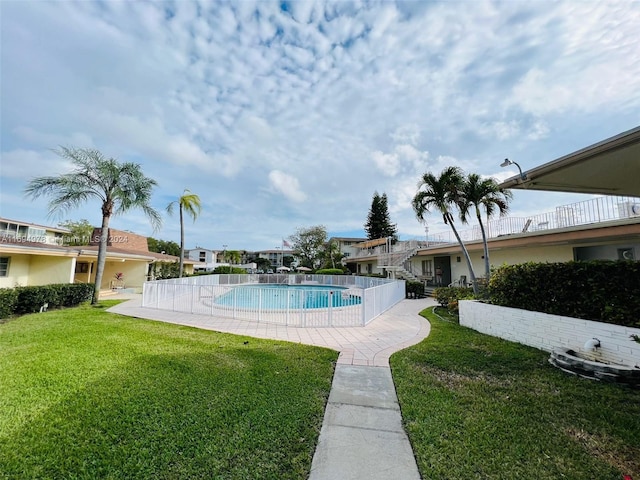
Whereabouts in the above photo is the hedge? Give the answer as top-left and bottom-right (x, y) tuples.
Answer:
(315, 268), (346, 275)
(3, 283), (94, 317)
(212, 266), (247, 274)
(489, 260), (640, 328)
(0, 289), (19, 319)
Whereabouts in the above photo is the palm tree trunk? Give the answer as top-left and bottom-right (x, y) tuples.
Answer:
(477, 209), (491, 279)
(447, 213), (479, 295)
(179, 204), (184, 278)
(92, 215), (111, 304)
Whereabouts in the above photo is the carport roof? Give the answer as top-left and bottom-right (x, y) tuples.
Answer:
(500, 126), (640, 197)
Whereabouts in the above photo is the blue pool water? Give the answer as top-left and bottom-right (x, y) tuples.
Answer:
(214, 284), (362, 310)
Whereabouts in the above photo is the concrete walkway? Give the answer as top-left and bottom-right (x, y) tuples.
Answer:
(106, 294), (435, 479)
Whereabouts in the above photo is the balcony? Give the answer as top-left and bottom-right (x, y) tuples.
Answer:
(349, 195), (640, 261)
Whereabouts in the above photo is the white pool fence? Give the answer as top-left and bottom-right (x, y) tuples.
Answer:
(142, 274), (406, 327)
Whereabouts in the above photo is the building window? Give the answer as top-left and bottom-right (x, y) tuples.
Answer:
(0, 257), (9, 277)
(75, 262), (90, 274)
(421, 259), (433, 276)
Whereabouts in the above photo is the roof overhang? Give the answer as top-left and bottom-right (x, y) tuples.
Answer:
(500, 126), (640, 196)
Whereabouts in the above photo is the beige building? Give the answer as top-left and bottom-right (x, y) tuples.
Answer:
(0, 220), (192, 292)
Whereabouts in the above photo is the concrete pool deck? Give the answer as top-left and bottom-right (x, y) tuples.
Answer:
(106, 294), (436, 479)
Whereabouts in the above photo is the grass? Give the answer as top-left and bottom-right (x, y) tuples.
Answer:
(0, 301), (338, 479)
(391, 307), (640, 480)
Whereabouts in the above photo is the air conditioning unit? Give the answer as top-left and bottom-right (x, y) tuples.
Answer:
(617, 202), (640, 218)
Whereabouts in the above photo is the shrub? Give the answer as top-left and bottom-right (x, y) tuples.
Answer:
(434, 286), (474, 310)
(213, 266), (247, 274)
(405, 280), (425, 298)
(11, 284), (94, 316)
(315, 268), (344, 275)
(60, 283), (94, 306)
(0, 289), (19, 319)
(15, 285), (60, 314)
(489, 260), (640, 327)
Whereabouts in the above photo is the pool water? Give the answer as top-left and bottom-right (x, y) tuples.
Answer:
(214, 284), (362, 310)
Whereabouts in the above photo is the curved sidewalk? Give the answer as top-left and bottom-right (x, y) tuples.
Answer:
(106, 295), (435, 367)
(107, 295), (436, 479)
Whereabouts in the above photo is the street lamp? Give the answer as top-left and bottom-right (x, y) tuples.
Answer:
(500, 158), (527, 180)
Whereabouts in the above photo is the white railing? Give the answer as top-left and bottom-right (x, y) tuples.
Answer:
(142, 274), (405, 327)
(352, 195), (640, 254)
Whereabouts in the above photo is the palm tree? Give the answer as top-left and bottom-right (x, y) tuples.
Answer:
(166, 189), (201, 278)
(25, 147), (161, 304)
(223, 250), (241, 265)
(412, 166), (479, 294)
(323, 240), (342, 269)
(459, 174), (513, 280)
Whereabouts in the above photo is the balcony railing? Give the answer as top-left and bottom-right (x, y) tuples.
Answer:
(350, 195), (640, 260)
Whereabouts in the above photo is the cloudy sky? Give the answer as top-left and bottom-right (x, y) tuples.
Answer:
(1, 1), (639, 251)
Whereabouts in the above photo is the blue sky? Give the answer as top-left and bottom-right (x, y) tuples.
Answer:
(1, 0), (639, 251)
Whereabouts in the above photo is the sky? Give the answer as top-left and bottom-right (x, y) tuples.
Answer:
(1, 0), (639, 252)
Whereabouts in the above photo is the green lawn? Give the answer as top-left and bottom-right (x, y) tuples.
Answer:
(0, 302), (338, 479)
(391, 307), (640, 480)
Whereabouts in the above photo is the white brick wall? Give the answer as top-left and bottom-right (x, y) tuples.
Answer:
(459, 301), (640, 368)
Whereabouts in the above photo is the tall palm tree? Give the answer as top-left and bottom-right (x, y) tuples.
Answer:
(459, 174), (513, 280)
(166, 189), (201, 278)
(25, 147), (161, 304)
(412, 166), (479, 294)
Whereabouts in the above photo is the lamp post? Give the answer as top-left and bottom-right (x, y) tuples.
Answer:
(500, 158), (527, 180)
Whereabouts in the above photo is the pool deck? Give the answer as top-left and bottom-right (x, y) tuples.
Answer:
(106, 293), (436, 479)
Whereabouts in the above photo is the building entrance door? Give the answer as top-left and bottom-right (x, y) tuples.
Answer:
(433, 256), (451, 287)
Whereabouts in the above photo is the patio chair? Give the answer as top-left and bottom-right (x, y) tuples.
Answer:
(448, 275), (467, 287)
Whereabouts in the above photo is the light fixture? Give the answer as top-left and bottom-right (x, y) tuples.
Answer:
(583, 338), (601, 351)
(500, 158), (527, 180)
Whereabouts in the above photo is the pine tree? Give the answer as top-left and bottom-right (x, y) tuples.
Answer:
(364, 192), (398, 240)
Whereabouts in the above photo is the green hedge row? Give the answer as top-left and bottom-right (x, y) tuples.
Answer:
(212, 266), (247, 274)
(315, 268), (347, 275)
(489, 261), (640, 327)
(0, 283), (95, 319)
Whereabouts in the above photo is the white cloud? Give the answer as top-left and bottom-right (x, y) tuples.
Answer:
(268, 170), (307, 203)
(1, 0), (639, 248)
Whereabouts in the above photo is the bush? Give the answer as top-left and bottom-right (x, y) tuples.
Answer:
(61, 283), (94, 306)
(489, 260), (640, 327)
(434, 286), (474, 310)
(213, 266), (247, 274)
(405, 280), (425, 298)
(12, 284), (94, 315)
(0, 289), (19, 319)
(315, 268), (345, 275)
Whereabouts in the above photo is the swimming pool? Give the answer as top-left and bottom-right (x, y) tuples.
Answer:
(214, 284), (362, 310)
(142, 274), (405, 327)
